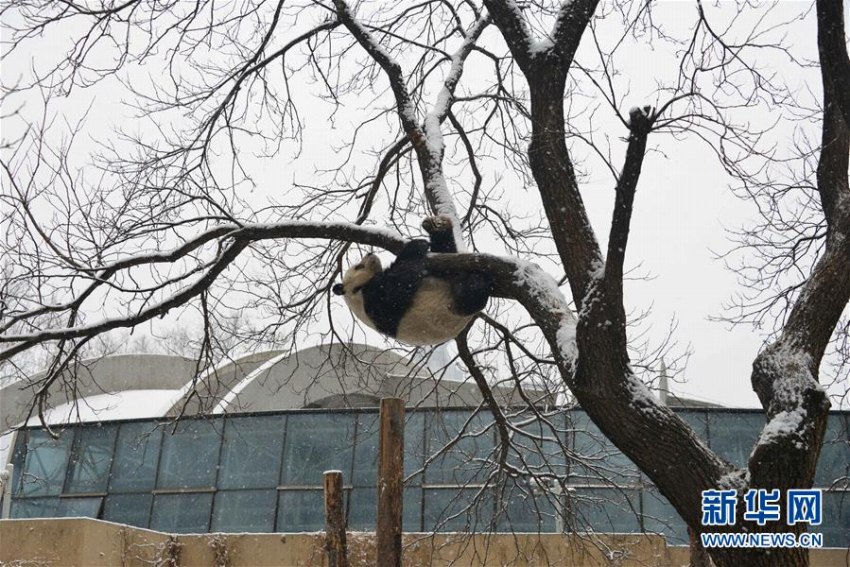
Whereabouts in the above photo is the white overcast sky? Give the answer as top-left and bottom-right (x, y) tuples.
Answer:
(2, 1), (848, 409)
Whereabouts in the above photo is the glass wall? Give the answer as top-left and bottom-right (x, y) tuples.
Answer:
(7, 408), (849, 546)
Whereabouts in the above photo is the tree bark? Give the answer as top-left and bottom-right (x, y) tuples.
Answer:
(376, 398), (404, 567)
(324, 471), (349, 567)
(482, 2), (848, 565)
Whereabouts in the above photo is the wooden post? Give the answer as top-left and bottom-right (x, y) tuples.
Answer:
(324, 470), (349, 567)
(377, 397), (404, 567)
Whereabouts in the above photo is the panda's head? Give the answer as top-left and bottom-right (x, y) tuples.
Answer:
(332, 253), (382, 299)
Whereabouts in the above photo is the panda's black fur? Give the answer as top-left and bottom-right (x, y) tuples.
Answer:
(332, 216), (491, 345)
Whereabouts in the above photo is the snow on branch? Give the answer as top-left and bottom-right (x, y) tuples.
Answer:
(332, 0), (419, 133)
(485, 0), (597, 72)
(550, 0), (599, 66)
(421, 13), (490, 248)
(507, 263), (579, 370)
(747, 337), (829, 489)
(756, 407), (808, 450)
(604, 106), (655, 295)
(424, 14), (491, 135)
(504, 258), (578, 365)
(334, 1), (489, 249)
(482, 0), (535, 71)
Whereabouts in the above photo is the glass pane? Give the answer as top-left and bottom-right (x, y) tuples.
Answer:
(423, 488), (493, 532)
(11, 497), (59, 518)
(425, 410), (495, 485)
(352, 415), (379, 487)
(507, 412), (567, 478)
(65, 425), (117, 493)
(676, 409), (709, 445)
(110, 422), (163, 492)
(57, 496), (103, 518)
(708, 412), (762, 468)
(821, 491), (849, 548)
(150, 493), (213, 534)
(352, 412), (428, 487)
(157, 420), (222, 489)
(19, 430), (72, 497)
(212, 490), (277, 533)
(494, 481), (557, 533)
(281, 414), (354, 486)
(403, 486), (422, 532)
(816, 414), (850, 488)
(405, 412), (426, 484)
(642, 490), (689, 545)
(570, 487), (641, 533)
(277, 490), (324, 532)
(348, 488), (374, 530)
(568, 411), (639, 485)
(9, 431), (27, 495)
(348, 487), (421, 531)
(103, 493), (153, 529)
(219, 416), (285, 490)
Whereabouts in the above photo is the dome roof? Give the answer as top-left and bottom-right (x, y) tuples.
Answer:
(1, 344), (547, 430)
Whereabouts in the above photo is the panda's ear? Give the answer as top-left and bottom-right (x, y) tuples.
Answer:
(363, 253), (382, 273)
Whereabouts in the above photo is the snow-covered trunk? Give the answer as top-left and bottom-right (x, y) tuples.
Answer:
(569, 276), (731, 543)
(718, 237), (848, 567)
(486, 1), (848, 565)
(713, 4), (850, 564)
(518, 39), (730, 548)
(526, 76), (728, 540)
(335, 1), (489, 251)
(484, 0), (729, 545)
(707, 5), (850, 563)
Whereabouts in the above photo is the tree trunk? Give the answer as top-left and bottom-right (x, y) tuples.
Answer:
(376, 398), (404, 567)
(324, 470), (349, 567)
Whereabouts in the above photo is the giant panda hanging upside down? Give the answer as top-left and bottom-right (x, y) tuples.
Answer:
(332, 216), (492, 346)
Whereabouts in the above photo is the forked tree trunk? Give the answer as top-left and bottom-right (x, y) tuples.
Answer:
(481, 1), (848, 565)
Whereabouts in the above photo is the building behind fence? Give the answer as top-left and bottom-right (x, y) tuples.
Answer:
(1, 349), (847, 547)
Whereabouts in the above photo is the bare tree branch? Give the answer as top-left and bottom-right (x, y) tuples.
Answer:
(2, 3), (847, 565)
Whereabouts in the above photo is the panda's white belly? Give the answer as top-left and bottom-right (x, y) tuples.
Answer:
(394, 277), (472, 346)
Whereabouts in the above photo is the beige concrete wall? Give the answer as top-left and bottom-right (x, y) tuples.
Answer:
(0, 518), (173, 566)
(2, 518), (846, 567)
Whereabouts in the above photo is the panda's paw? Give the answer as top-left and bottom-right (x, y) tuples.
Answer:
(422, 214), (453, 234)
